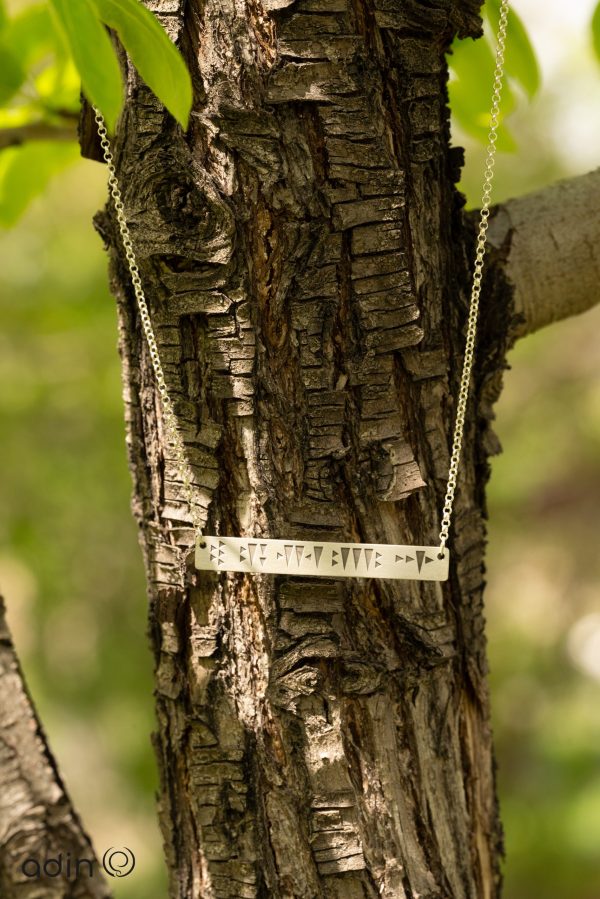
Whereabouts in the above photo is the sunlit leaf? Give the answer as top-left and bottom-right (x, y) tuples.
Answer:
(486, 0), (541, 98)
(448, 77), (517, 153)
(0, 141), (80, 227)
(4, 4), (57, 70)
(48, 0), (123, 130)
(35, 57), (80, 113)
(592, 1), (600, 63)
(0, 39), (26, 105)
(91, 0), (192, 128)
(448, 33), (516, 151)
(0, 106), (43, 128)
(0, 0), (7, 31)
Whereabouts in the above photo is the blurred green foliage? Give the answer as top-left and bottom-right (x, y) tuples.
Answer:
(0, 0), (191, 224)
(449, 0), (540, 151)
(593, 1), (600, 62)
(485, 320), (600, 899)
(0, 0), (192, 129)
(457, 15), (600, 890)
(0, 164), (165, 897)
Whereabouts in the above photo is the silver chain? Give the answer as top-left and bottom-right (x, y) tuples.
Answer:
(95, 0), (509, 555)
(438, 0), (510, 556)
(94, 108), (204, 538)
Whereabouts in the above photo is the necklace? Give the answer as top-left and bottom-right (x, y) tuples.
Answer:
(95, 0), (509, 583)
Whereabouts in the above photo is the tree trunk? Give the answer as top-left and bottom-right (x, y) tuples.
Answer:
(94, 1), (514, 895)
(0, 597), (110, 899)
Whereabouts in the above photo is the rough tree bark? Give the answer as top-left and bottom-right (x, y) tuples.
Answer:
(74, 1), (595, 898)
(0, 597), (110, 898)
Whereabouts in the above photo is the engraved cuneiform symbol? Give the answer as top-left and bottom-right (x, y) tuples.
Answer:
(210, 540), (226, 567)
(196, 537), (448, 581)
(415, 550), (434, 572)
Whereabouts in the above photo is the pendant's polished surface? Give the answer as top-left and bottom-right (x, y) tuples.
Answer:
(195, 537), (449, 581)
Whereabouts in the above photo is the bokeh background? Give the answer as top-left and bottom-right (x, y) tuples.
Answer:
(1, 1), (599, 897)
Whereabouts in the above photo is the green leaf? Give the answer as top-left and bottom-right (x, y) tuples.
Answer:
(0, 141), (80, 227)
(48, 0), (123, 130)
(0, 0), (7, 31)
(0, 40), (25, 105)
(91, 0), (192, 128)
(592, 1), (600, 63)
(448, 33), (516, 151)
(4, 4), (57, 70)
(486, 0), (541, 98)
(35, 56), (81, 114)
(449, 77), (516, 153)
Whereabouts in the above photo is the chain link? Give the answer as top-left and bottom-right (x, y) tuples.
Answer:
(437, 0), (510, 556)
(94, 108), (204, 539)
(95, 0), (509, 556)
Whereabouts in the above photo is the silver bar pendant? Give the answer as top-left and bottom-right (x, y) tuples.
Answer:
(195, 537), (449, 582)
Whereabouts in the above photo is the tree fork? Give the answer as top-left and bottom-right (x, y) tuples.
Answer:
(92, 0), (512, 896)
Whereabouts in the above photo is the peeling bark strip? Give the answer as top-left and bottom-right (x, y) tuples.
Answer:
(93, 0), (507, 896)
(0, 597), (110, 899)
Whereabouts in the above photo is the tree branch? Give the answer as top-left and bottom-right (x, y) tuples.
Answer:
(487, 168), (600, 338)
(0, 596), (110, 898)
(0, 122), (77, 151)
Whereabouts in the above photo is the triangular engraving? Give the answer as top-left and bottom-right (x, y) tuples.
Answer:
(196, 537), (448, 581)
